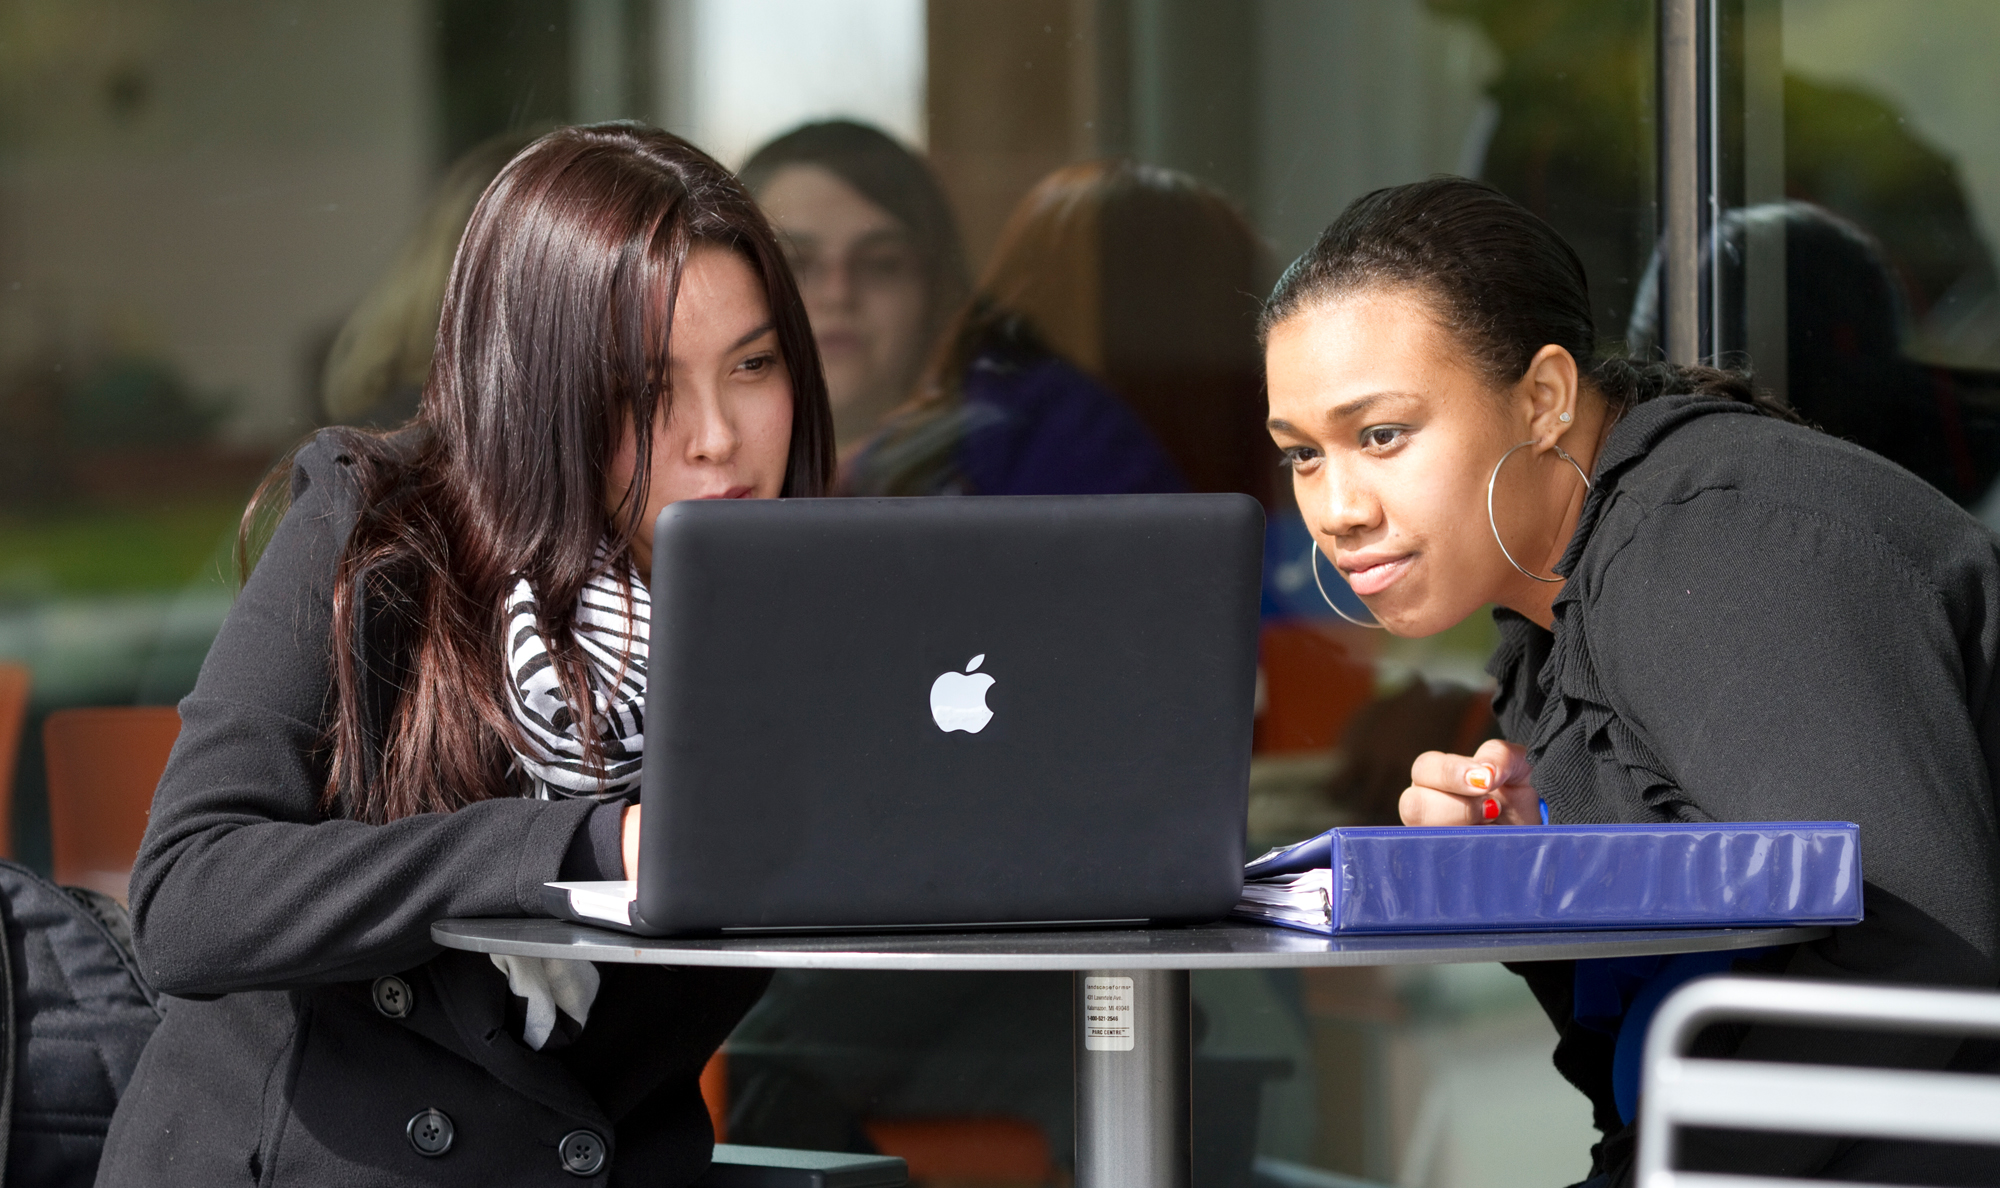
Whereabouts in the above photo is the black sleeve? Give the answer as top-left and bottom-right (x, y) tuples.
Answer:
(128, 435), (597, 996)
(559, 800), (632, 881)
(1589, 490), (2000, 1179)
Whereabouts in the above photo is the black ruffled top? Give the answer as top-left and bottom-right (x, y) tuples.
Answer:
(1486, 395), (2000, 1186)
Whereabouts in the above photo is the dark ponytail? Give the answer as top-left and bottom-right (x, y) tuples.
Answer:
(1588, 356), (1764, 410)
(1260, 177), (1794, 420)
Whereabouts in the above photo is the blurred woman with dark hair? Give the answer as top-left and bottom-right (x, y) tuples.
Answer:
(318, 129), (540, 428)
(722, 160), (1282, 1173)
(102, 124), (831, 1186)
(848, 158), (1275, 505)
(1628, 201), (2000, 507)
(741, 120), (968, 451)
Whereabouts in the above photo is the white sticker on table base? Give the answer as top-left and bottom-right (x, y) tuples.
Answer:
(1083, 976), (1135, 1051)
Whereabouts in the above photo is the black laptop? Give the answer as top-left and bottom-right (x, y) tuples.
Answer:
(544, 493), (1263, 936)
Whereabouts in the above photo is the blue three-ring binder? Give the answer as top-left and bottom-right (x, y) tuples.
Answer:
(1236, 822), (1863, 934)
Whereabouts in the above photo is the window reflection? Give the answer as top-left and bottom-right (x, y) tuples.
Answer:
(743, 121), (967, 451)
(845, 159), (1269, 502)
(12, 1), (1992, 1185)
(1752, 1), (2000, 525)
(1632, 201), (2000, 508)
(322, 131), (538, 429)
(1429, 0), (1656, 336)
(1783, 3), (2000, 373)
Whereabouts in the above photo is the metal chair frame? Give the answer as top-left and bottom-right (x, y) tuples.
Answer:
(1639, 975), (2000, 1188)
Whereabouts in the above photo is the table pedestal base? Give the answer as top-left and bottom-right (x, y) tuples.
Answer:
(1075, 968), (1191, 1188)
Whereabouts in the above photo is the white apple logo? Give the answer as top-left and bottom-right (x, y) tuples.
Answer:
(930, 654), (996, 734)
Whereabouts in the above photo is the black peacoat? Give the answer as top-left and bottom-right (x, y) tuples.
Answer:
(98, 430), (770, 1187)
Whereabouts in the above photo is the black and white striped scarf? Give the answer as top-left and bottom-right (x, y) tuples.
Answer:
(502, 543), (649, 800)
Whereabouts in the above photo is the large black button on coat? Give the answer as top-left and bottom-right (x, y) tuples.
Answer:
(374, 975), (414, 1018)
(407, 1109), (454, 1157)
(560, 1129), (608, 1176)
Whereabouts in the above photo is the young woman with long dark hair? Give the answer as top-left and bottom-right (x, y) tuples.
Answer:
(100, 124), (831, 1186)
(1265, 178), (1999, 1186)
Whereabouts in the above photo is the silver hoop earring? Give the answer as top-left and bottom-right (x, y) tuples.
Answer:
(1486, 440), (1593, 585)
(1308, 539), (1384, 629)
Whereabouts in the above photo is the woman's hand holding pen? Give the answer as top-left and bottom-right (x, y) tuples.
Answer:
(1402, 739), (1540, 826)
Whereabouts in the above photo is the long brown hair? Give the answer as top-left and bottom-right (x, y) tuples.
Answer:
(244, 123), (832, 824)
(852, 159), (1273, 501)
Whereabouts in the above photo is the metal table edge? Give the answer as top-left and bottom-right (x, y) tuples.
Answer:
(431, 918), (1830, 970)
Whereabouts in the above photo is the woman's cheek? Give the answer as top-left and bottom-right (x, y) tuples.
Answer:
(1290, 460), (1326, 508)
(758, 385), (796, 488)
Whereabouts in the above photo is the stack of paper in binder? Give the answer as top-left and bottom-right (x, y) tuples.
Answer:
(1236, 823), (1863, 934)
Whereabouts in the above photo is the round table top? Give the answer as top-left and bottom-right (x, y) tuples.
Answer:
(432, 918), (1826, 971)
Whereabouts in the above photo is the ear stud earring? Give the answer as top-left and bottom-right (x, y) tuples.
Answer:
(1558, 412), (1572, 423)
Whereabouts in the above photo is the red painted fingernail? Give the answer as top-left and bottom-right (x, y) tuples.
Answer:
(1482, 796), (1501, 822)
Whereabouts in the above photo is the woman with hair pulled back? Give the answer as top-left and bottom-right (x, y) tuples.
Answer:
(1265, 178), (2000, 1186)
(101, 124), (830, 1186)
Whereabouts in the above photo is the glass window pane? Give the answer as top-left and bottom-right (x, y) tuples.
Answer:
(1727, 0), (2000, 510)
(0, 3), (1672, 1183)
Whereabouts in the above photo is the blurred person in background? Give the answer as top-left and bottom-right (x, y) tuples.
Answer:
(1628, 201), (2000, 510)
(319, 130), (538, 428)
(740, 120), (969, 453)
(846, 158), (1274, 504)
(727, 158), (1294, 1183)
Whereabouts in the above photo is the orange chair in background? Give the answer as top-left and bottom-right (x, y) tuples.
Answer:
(701, 1050), (729, 1142)
(43, 705), (180, 900)
(862, 1118), (1052, 1185)
(1254, 622), (1377, 754)
(699, 1052), (1055, 1185)
(0, 662), (31, 859)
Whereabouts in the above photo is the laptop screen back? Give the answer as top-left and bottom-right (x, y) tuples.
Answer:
(634, 493), (1262, 933)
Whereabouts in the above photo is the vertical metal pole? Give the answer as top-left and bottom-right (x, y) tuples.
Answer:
(1659, 0), (1705, 365)
(1075, 968), (1191, 1188)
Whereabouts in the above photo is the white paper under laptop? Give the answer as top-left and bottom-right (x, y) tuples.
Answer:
(546, 880), (638, 926)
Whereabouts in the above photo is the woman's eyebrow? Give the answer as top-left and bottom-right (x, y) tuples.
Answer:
(729, 322), (776, 351)
(1269, 392), (1416, 435)
(1328, 391), (1418, 421)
